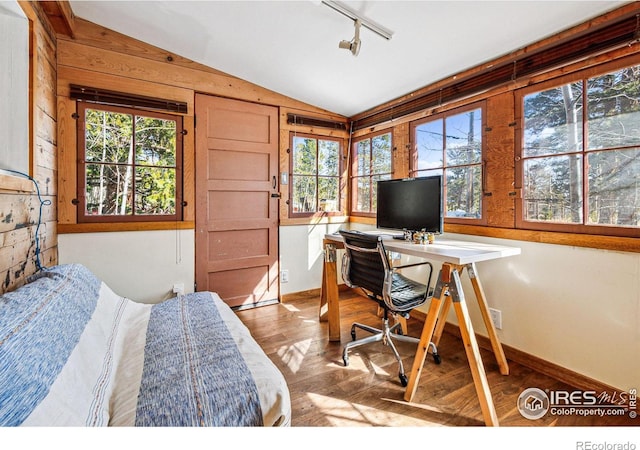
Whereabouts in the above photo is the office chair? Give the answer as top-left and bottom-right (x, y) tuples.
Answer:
(339, 230), (441, 387)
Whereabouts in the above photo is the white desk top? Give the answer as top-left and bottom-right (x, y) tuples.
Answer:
(324, 233), (521, 265)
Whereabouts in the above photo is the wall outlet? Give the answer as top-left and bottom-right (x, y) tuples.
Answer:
(489, 307), (502, 329)
(173, 283), (185, 295)
(280, 270), (289, 283)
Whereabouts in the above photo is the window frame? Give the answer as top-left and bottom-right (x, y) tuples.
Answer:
(76, 101), (184, 223)
(409, 102), (487, 226)
(288, 131), (343, 218)
(515, 55), (640, 238)
(349, 129), (394, 218)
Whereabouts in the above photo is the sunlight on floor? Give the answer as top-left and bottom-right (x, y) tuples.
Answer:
(335, 353), (391, 378)
(281, 303), (300, 312)
(277, 338), (312, 374)
(305, 392), (444, 426)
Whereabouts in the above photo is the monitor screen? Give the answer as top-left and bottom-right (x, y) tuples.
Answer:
(376, 175), (443, 233)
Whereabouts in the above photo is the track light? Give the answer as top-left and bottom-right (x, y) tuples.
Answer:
(339, 19), (361, 56)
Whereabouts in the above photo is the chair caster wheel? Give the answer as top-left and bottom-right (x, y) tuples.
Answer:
(343, 355), (349, 367)
(399, 373), (408, 387)
(350, 330), (356, 341)
(433, 353), (441, 365)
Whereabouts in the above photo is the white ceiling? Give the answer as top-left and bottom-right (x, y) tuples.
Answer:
(68, 0), (629, 117)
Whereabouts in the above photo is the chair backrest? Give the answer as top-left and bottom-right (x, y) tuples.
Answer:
(339, 230), (388, 298)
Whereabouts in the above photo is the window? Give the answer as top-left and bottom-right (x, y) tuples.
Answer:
(289, 132), (341, 216)
(351, 131), (392, 215)
(410, 105), (484, 222)
(76, 102), (183, 222)
(0, 1), (29, 174)
(518, 61), (640, 236)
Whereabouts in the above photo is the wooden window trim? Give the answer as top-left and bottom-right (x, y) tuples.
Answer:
(76, 101), (184, 223)
(288, 132), (343, 218)
(409, 102), (487, 226)
(514, 54), (640, 238)
(350, 129), (393, 218)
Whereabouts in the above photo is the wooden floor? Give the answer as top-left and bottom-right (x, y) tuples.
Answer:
(236, 289), (637, 427)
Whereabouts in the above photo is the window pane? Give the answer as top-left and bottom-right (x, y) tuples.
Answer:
(292, 175), (316, 213)
(85, 163), (132, 216)
(356, 139), (370, 176)
(318, 139), (339, 176)
(293, 137), (317, 175)
(85, 109), (133, 163)
(588, 148), (640, 226)
(135, 116), (177, 166)
(135, 167), (176, 215)
(356, 177), (371, 212)
(523, 82), (583, 157)
(523, 155), (583, 223)
(588, 66), (640, 150)
(445, 166), (481, 218)
(415, 119), (444, 170)
(371, 174), (391, 211)
(446, 108), (482, 166)
(318, 177), (339, 212)
(371, 133), (392, 174)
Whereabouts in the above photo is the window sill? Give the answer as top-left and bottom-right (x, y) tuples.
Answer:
(58, 221), (195, 234)
(446, 224), (640, 254)
(0, 173), (35, 193)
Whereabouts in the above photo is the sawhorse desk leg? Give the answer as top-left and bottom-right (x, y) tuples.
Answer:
(319, 240), (341, 342)
(404, 263), (499, 427)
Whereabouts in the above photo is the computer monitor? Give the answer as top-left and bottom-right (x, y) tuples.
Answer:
(376, 175), (443, 234)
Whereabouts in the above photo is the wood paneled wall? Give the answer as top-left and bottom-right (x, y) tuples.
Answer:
(55, 18), (347, 232)
(0, 2), (58, 294)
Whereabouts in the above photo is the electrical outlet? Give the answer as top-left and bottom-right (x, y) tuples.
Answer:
(173, 283), (185, 295)
(489, 308), (502, 329)
(280, 270), (289, 283)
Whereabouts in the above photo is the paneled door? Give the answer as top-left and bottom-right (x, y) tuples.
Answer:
(195, 94), (279, 308)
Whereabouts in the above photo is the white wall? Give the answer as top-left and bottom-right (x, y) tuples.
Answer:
(58, 223), (639, 390)
(279, 223), (345, 295)
(287, 222), (639, 391)
(58, 230), (194, 303)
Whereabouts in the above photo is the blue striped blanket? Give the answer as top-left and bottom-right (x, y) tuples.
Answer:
(135, 292), (263, 426)
(0, 264), (289, 427)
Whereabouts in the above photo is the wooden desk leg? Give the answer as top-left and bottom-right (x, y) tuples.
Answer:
(450, 268), (499, 426)
(466, 263), (509, 376)
(431, 295), (451, 348)
(319, 245), (329, 322)
(322, 242), (341, 342)
(404, 268), (447, 403)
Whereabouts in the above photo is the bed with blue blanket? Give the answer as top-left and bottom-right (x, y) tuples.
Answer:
(0, 264), (291, 427)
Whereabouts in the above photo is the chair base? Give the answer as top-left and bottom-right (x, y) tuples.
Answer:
(342, 317), (440, 387)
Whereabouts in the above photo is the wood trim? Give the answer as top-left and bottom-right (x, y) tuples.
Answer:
(58, 221), (194, 234)
(37, 0), (75, 38)
(0, 173), (36, 193)
(445, 223), (640, 253)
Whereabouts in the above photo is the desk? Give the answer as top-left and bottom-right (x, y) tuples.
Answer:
(320, 233), (521, 426)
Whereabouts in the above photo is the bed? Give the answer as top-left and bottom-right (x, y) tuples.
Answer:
(0, 264), (290, 426)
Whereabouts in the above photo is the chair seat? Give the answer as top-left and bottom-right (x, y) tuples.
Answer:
(389, 272), (428, 312)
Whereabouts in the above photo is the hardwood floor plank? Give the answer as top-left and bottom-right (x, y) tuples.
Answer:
(235, 290), (638, 427)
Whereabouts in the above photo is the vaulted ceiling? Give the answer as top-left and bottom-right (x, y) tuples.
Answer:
(67, 1), (630, 117)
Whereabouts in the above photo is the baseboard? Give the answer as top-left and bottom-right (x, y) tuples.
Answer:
(280, 284), (350, 303)
(411, 308), (620, 393)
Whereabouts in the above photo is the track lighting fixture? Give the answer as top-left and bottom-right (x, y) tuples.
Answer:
(338, 19), (361, 56)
